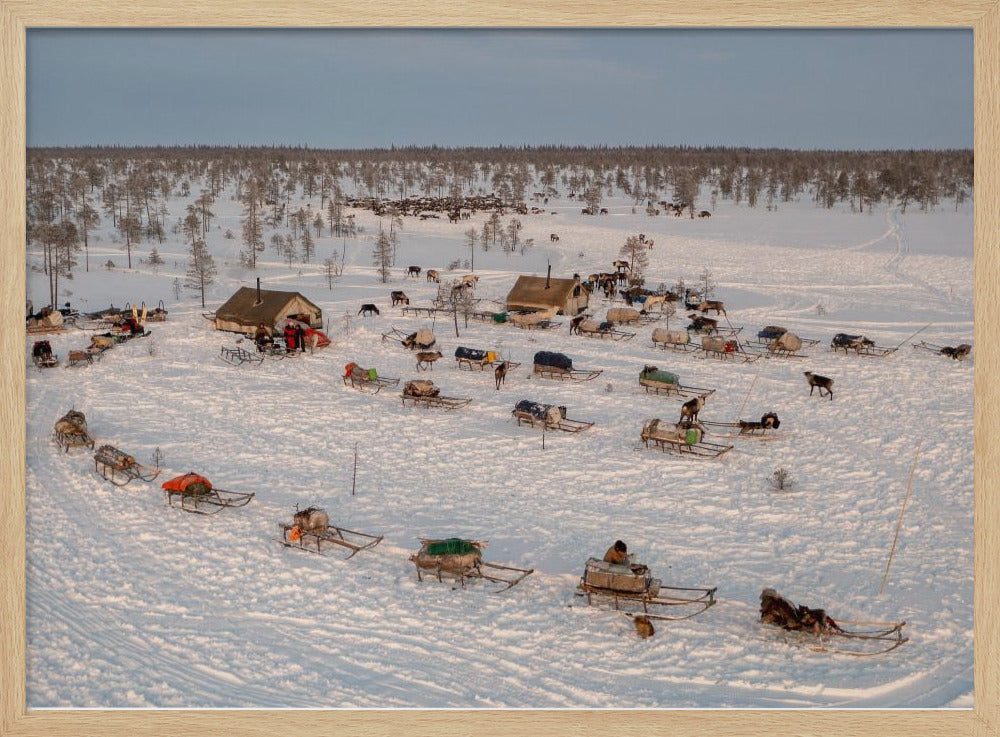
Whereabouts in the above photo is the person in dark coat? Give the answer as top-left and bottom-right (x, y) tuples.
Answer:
(295, 323), (306, 352)
(603, 540), (629, 565)
(254, 322), (273, 350)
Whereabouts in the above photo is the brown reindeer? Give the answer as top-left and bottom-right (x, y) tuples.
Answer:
(804, 371), (834, 400)
(416, 351), (443, 371)
(406, 265), (422, 278)
(390, 290), (409, 307)
(494, 360), (509, 390)
(697, 300), (727, 316)
(698, 210), (712, 218)
(426, 269), (440, 283)
(550, 233), (560, 242)
(358, 303), (380, 317)
(679, 395), (705, 424)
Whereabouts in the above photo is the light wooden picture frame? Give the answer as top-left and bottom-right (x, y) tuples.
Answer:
(1, 3), (996, 735)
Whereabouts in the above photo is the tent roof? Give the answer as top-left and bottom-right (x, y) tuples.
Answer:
(215, 287), (319, 325)
(506, 276), (579, 308)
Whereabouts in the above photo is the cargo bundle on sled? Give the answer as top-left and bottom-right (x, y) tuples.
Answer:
(276, 506), (383, 558)
(650, 328), (699, 353)
(760, 588), (908, 656)
(574, 318), (636, 341)
(697, 335), (761, 363)
(577, 555), (717, 622)
(161, 472), (254, 515)
(512, 400), (594, 433)
(94, 444), (161, 486)
(382, 327), (437, 350)
(410, 538), (534, 592)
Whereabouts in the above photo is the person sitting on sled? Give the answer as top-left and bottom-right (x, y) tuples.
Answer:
(604, 540), (629, 565)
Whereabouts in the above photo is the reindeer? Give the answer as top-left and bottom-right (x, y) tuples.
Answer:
(293, 506), (330, 534)
(358, 303), (380, 317)
(599, 208), (609, 215)
(460, 274), (479, 288)
(804, 371), (834, 400)
(613, 259), (630, 273)
(415, 351), (443, 371)
(569, 314), (587, 335)
(406, 265), (422, 278)
(447, 211), (460, 223)
(550, 233), (560, 242)
(941, 344), (972, 360)
(494, 360), (509, 390)
(390, 290), (409, 307)
(697, 300), (727, 316)
(698, 210), (712, 218)
(679, 396), (705, 424)
(426, 269), (440, 283)
(687, 314), (718, 334)
(634, 615), (655, 639)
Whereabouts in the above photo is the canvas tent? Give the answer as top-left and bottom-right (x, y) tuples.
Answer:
(505, 275), (588, 316)
(214, 286), (322, 335)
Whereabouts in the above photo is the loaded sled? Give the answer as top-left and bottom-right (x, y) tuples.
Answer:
(382, 327), (437, 350)
(343, 363), (400, 394)
(53, 410), (95, 452)
(912, 340), (972, 361)
(276, 506), (383, 558)
(94, 444), (161, 486)
(577, 556), (717, 621)
(696, 335), (761, 363)
(31, 340), (59, 369)
(651, 328), (699, 353)
(575, 318), (636, 341)
(512, 400), (594, 433)
(760, 588), (907, 656)
(400, 380), (472, 409)
(410, 538), (534, 592)
(638, 366), (715, 400)
(162, 472), (255, 514)
(830, 333), (897, 357)
(532, 351), (601, 382)
(508, 308), (562, 331)
(748, 326), (820, 349)
(640, 419), (732, 458)
(454, 347), (519, 371)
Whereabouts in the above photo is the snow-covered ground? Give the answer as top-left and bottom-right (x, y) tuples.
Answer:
(25, 186), (974, 708)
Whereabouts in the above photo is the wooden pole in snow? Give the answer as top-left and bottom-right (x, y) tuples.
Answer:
(892, 323), (931, 352)
(351, 443), (358, 496)
(879, 440), (924, 595)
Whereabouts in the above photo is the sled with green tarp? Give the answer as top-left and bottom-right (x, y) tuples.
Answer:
(410, 538), (534, 592)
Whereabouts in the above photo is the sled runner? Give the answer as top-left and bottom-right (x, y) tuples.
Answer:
(760, 588), (907, 656)
(912, 340), (972, 361)
(276, 506), (383, 558)
(638, 366), (715, 400)
(576, 556), (717, 621)
(410, 538), (534, 592)
(512, 400), (594, 433)
(532, 351), (601, 382)
(400, 380), (471, 409)
(162, 473), (254, 514)
(640, 419), (732, 458)
(53, 410), (94, 452)
(94, 444), (161, 486)
(343, 363), (399, 394)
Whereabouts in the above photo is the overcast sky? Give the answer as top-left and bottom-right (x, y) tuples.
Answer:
(26, 29), (972, 150)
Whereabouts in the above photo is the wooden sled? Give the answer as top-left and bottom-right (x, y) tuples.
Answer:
(94, 444), (161, 486)
(640, 419), (732, 458)
(765, 619), (908, 657)
(54, 429), (94, 452)
(576, 557), (717, 622)
(697, 418), (783, 441)
(577, 323), (636, 341)
(411, 538), (534, 593)
(401, 392), (472, 410)
(381, 327), (437, 350)
(830, 334), (897, 357)
(165, 484), (255, 515)
(276, 522), (383, 559)
(344, 371), (400, 394)
(532, 364), (602, 382)
(455, 348), (519, 371)
(912, 341), (972, 361)
(512, 404), (594, 433)
(639, 377), (715, 400)
(219, 344), (264, 366)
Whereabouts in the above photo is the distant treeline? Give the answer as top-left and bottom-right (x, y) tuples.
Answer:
(25, 144), (973, 308)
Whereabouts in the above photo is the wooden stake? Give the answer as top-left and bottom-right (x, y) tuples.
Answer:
(351, 442), (358, 496)
(879, 440), (924, 595)
(892, 323), (931, 352)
